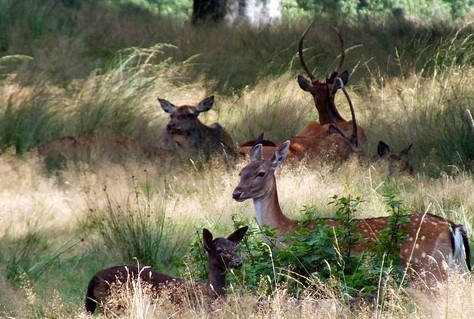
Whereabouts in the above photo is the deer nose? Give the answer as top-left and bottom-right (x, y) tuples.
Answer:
(230, 258), (243, 268)
(232, 188), (244, 201)
(166, 123), (176, 131)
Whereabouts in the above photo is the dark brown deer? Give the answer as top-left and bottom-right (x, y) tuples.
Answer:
(232, 141), (471, 283)
(158, 95), (238, 161)
(84, 226), (248, 314)
(297, 21), (366, 142)
(376, 140), (413, 174)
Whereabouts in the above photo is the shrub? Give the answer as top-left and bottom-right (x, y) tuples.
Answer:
(182, 193), (412, 303)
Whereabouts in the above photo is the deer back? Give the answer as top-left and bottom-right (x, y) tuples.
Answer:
(84, 265), (184, 314)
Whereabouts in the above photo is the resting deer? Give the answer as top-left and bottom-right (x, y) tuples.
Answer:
(376, 140), (413, 174)
(297, 21), (366, 142)
(239, 77), (359, 162)
(35, 135), (175, 163)
(232, 141), (471, 283)
(158, 95), (238, 162)
(84, 226), (248, 314)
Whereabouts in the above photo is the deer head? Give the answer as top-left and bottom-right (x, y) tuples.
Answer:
(297, 21), (349, 125)
(159, 96), (215, 136)
(377, 140), (413, 174)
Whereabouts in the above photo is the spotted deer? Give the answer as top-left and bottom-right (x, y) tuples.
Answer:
(297, 21), (366, 142)
(232, 141), (471, 283)
(84, 226), (248, 314)
(158, 95), (238, 162)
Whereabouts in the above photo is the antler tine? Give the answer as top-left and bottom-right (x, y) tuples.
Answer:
(298, 20), (316, 81)
(330, 25), (345, 74)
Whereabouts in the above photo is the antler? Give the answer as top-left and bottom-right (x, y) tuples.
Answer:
(330, 25), (345, 75)
(298, 20), (315, 81)
(335, 77), (358, 147)
(464, 109), (474, 140)
(299, 21), (346, 82)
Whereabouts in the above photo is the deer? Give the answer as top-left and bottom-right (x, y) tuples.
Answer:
(296, 21), (366, 142)
(84, 226), (248, 315)
(37, 135), (141, 155)
(158, 95), (238, 162)
(35, 135), (176, 161)
(376, 140), (413, 174)
(232, 141), (471, 283)
(238, 76), (359, 163)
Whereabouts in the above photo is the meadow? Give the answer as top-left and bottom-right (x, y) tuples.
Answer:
(0, 1), (474, 318)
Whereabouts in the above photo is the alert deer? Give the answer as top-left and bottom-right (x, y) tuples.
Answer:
(297, 21), (366, 142)
(232, 141), (471, 283)
(158, 95), (238, 162)
(84, 226), (248, 314)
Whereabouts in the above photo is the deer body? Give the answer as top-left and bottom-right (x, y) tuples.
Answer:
(84, 226), (248, 314)
(36, 135), (176, 161)
(158, 96), (238, 161)
(37, 135), (142, 155)
(232, 141), (470, 282)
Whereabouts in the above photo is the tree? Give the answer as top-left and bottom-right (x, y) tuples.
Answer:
(192, 0), (282, 26)
(191, 0), (228, 24)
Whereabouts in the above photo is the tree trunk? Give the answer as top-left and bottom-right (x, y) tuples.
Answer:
(192, 0), (228, 24)
(192, 0), (282, 26)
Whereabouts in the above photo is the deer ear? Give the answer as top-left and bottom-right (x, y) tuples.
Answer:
(377, 140), (390, 157)
(399, 144), (413, 156)
(227, 226), (248, 244)
(249, 144), (263, 162)
(270, 140), (290, 169)
(196, 96), (214, 113)
(297, 75), (317, 95)
(255, 132), (264, 144)
(331, 71), (350, 96)
(339, 70), (350, 85)
(202, 228), (214, 251)
(158, 98), (176, 114)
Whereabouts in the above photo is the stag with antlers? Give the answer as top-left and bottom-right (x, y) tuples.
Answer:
(297, 21), (366, 142)
(239, 76), (359, 163)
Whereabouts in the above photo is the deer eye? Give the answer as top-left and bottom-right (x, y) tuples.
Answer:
(216, 247), (223, 254)
(256, 171), (266, 178)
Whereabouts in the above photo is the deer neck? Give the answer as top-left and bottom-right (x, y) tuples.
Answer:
(188, 125), (210, 149)
(206, 261), (227, 297)
(253, 175), (297, 235)
(316, 94), (345, 124)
